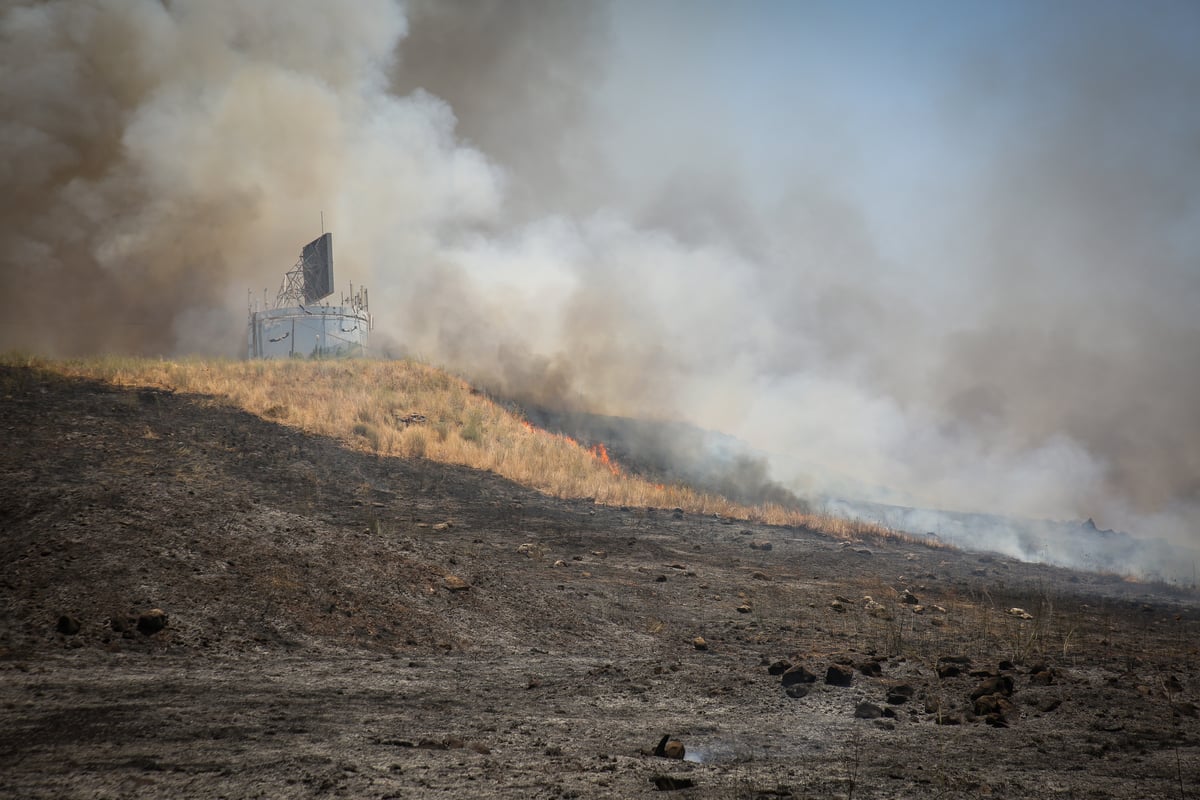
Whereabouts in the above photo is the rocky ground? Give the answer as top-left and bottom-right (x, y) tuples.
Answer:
(1, 363), (1198, 799)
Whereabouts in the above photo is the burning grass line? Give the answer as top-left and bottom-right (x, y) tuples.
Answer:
(12, 354), (912, 545)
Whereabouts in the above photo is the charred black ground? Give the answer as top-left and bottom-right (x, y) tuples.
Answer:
(1, 364), (1198, 799)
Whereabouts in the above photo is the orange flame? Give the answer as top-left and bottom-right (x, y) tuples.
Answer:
(588, 442), (622, 476)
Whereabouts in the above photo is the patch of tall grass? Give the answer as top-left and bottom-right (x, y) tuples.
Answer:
(9, 354), (904, 542)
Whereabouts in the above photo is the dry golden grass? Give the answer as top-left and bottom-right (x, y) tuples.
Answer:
(8, 353), (909, 543)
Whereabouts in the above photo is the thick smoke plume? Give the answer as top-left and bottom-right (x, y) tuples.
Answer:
(2, 1), (1197, 579)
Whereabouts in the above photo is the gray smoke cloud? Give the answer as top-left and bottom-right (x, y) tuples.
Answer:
(2, 0), (1197, 578)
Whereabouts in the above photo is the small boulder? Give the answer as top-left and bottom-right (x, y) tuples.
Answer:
(975, 693), (1015, 718)
(136, 609), (168, 635)
(886, 684), (915, 705)
(736, 604), (752, 614)
(749, 540), (773, 551)
(56, 615), (81, 636)
(899, 589), (919, 605)
(692, 636), (708, 651)
(855, 702), (883, 719)
(971, 675), (1014, 700)
(767, 659), (792, 676)
(858, 660), (883, 678)
(1037, 697), (1062, 713)
(442, 575), (471, 592)
(654, 735), (685, 760)
(937, 663), (963, 679)
(780, 665), (817, 687)
(785, 684), (810, 699)
(825, 664), (854, 687)
(1007, 607), (1034, 621)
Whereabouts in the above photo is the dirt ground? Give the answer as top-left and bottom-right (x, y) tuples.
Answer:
(2, 364), (1198, 799)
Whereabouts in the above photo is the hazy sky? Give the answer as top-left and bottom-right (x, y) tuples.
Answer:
(2, 0), (1197, 575)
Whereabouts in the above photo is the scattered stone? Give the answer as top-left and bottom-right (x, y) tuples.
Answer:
(785, 684), (810, 699)
(873, 719), (896, 731)
(672, 508), (685, 520)
(855, 702), (883, 719)
(780, 665), (817, 687)
(736, 604), (752, 614)
(655, 575), (667, 583)
(1007, 607), (1034, 621)
(998, 660), (1016, 671)
(974, 694), (1014, 717)
(911, 605), (925, 614)
(432, 521), (453, 531)
(442, 575), (470, 592)
(1030, 669), (1055, 686)
(652, 775), (695, 791)
(899, 589), (919, 605)
(517, 543), (538, 557)
(829, 600), (846, 613)
(936, 713), (962, 725)
(886, 684), (915, 704)
(858, 660), (883, 678)
(1037, 697), (1062, 713)
(937, 663), (963, 679)
(751, 571), (771, 581)
(692, 637), (709, 651)
(553, 559), (566, 568)
(749, 540), (773, 551)
(767, 660), (792, 676)
(825, 664), (854, 687)
(136, 608), (168, 635)
(971, 675), (1015, 700)
(652, 734), (685, 760)
(56, 615), (81, 636)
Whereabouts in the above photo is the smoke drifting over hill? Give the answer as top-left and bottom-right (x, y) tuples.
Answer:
(2, 1), (1197, 577)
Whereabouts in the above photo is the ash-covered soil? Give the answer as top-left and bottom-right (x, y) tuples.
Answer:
(1, 364), (1198, 799)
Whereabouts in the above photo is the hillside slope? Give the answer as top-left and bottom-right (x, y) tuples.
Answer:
(1, 362), (1197, 799)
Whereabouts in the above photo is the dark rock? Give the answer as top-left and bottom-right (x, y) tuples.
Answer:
(899, 589), (919, 605)
(654, 735), (685, 759)
(936, 713), (962, 725)
(886, 684), (915, 704)
(56, 615), (81, 636)
(442, 575), (470, 592)
(873, 719), (896, 731)
(736, 604), (752, 614)
(974, 694), (1015, 718)
(785, 684), (810, 699)
(780, 665), (817, 687)
(767, 660), (792, 676)
(1030, 670), (1054, 686)
(749, 540), (773, 551)
(855, 702), (883, 719)
(1037, 697), (1062, 713)
(692, 637), (708, 651)
(998, 660), (1016, 671)
(858, 660), (883, 678)
(652, 775), (695, 791)
(937, 663), (963, 679)
(971, 675), (1014, 700)
(136, 609), (168, 635)
(825, 664), (854, 687)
